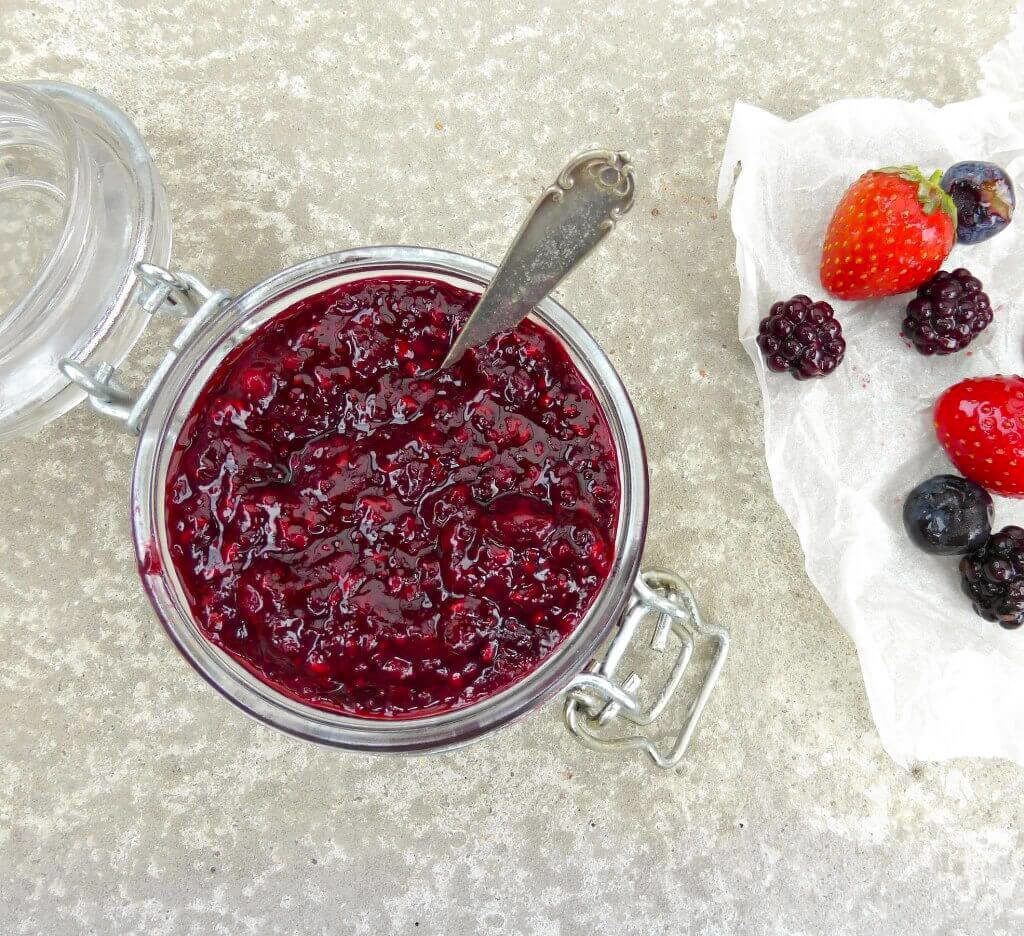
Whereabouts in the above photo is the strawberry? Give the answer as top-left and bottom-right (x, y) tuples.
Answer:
(934, 376), (1024, 498)
(820, 166), (957, 301)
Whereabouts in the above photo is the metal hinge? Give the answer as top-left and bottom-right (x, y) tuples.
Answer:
(60, 262), (233, 435)
(563, 568), (728, 769)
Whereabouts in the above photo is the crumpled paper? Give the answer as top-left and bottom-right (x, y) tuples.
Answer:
(717, 14), (1024, 767)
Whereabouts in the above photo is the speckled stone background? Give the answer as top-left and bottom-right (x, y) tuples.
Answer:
(2, 1), (1023, 933)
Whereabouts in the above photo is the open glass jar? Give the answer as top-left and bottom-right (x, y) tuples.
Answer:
(2, 81), (727, 768)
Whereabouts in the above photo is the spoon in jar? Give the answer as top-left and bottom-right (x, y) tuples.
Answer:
(437, 149), (637, 371)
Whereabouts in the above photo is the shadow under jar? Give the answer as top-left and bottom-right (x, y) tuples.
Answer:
(3, 82), (727, 769)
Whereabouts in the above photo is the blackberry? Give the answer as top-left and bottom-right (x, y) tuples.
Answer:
(901, 268), (992, 355)
(756, 295), (845, 380)
(960, 526), (1024, 629)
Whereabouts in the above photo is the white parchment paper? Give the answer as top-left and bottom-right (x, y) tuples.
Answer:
(718, 16), (1024, 767)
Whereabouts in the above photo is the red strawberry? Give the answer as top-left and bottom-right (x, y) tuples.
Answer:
(821, 166), (957, 301)
(934, 376), (1024, 497)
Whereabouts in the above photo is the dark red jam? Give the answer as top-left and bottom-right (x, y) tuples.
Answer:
(165, 276), (620, 718)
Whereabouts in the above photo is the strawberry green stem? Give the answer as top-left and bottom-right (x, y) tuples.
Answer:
(878, 164), (958, 226)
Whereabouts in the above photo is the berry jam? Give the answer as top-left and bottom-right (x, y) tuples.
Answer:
(165, 276), (620, 718)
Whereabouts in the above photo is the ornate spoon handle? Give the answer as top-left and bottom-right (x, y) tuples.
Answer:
(438, 149), (636, 370)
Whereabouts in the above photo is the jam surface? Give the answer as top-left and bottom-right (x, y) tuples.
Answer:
(165, 276), (620, 718)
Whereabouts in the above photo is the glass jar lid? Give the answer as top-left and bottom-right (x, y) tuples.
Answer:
(0, 80), (171, 438)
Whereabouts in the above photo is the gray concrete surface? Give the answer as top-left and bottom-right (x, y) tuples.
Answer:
(1, 1), (1022, 933)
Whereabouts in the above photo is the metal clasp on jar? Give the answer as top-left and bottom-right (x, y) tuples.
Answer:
(60, 263), (232, 434)
(563, 569), (728, 769)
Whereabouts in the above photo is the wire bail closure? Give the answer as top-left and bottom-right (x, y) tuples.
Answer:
(563, 568), (728, 769)
(59, 263), (232, 435)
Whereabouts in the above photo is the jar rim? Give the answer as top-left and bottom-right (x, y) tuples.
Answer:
(131, 246), (649, 753)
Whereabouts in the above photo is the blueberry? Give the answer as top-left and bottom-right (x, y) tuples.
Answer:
(940, 161), (1015, 245)
(903, 474), (993, 555)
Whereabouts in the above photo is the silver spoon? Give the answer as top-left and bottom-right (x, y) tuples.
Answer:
(438, 149), (636, 370)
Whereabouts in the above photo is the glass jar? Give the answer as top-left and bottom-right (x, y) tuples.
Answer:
(2, 82), (727, 768)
